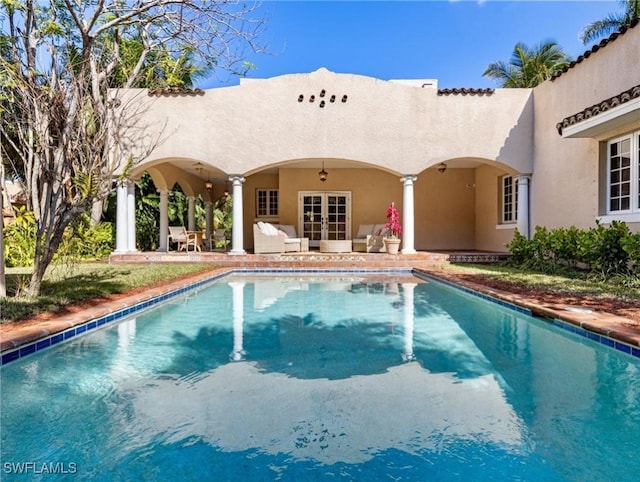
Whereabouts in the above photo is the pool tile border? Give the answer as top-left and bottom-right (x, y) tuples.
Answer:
(2, 267), (638, 365)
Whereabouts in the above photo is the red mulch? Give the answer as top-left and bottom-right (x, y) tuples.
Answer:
(450, 273), (640, 326)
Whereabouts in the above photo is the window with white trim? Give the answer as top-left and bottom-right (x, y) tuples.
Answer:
(502, 175), (518, 223)
(607, 132), (640, 214)
(256, 189), (278, 217)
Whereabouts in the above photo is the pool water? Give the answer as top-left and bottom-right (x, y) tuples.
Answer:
(2, 272), (640, 481)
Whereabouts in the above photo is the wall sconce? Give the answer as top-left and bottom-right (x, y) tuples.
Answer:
(318, 162), (328, 182)
(437, 162), (447, 174)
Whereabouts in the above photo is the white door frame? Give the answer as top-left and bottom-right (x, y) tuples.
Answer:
(298, 191), (352, 247)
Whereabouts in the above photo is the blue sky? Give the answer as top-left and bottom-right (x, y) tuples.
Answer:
(200, 0), (619, 89)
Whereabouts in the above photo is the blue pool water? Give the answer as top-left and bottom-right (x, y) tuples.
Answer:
(2, 272), (640, 481)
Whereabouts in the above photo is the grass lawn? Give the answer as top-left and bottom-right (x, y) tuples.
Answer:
(1, 262), (217, 323)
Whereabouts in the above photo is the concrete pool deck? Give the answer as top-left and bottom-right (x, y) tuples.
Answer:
(2, 251), (639, 357)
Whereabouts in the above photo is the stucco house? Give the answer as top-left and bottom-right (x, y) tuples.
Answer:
(111, 19), (639, 255)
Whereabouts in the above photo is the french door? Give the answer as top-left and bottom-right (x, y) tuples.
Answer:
(298, 192), (351, 248)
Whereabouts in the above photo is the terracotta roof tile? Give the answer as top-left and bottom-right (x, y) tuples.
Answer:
(551, 17), (639, 81)
(148, 87), (205, 97)
(556, 84), (640, 135)
(437, 88), (495, 96)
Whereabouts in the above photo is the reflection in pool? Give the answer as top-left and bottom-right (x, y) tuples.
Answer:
(2, 272), (639, 481)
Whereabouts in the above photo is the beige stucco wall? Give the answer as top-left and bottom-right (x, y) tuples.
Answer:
(531, 25), (640, 232)
(119, 69), (533, 178)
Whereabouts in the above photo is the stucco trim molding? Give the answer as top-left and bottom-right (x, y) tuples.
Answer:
(556, 84), (640, 137)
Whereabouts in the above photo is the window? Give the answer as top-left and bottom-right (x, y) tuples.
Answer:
(256, 189), (278, 217)
(502, 175), (518, 223)
(607, 132), (640, 214)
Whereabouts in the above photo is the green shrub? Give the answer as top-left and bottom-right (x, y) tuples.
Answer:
(507, 221), (636, 280)
(579, 221), (631, 277)
(3, 207), (36, 267)
(622, 231), (640, 275)
(57, 216), (114, 261)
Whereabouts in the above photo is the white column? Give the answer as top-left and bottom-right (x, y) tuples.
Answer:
(187, 196), (196, 232)
(229, 175), (246, 255)
(400, 175), (417, 254)
(402, 283), (416, 362)
(205, 201), (213, 249)
(114, 180), (128, 253)
(158, 189), (169, 252)
(229, 281), (246, 361)
(126, 181), (137, 252)
(516, 175), (531, 240)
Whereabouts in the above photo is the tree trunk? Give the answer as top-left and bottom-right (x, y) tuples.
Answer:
(90, 199), (104, 226)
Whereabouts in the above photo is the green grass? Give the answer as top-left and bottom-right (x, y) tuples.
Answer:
(444, 263), (640, 302)
(1, 262), (217, 323)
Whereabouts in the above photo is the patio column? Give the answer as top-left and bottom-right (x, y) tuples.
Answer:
(158, 189), (169, 252)
(229, 175), (246, 255)
(400, 175), (417, 254)
(187, 196), (196, 232)
(402, 283), (417, 362)
(516, 175), (531, 240)
(126, 180), (138, 252)
(114, 179), (128, 253)
(205, 201), (213, 249)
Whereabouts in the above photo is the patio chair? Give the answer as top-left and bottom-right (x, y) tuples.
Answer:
(275, 224), (309, 252)
(352, 224), (386, 253)
(167, 226), (197, 252)
(253, 223), (285, 254)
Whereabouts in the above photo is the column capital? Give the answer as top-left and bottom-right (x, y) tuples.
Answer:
(229, 175), (245, 184)
(400, 175), (418, 185)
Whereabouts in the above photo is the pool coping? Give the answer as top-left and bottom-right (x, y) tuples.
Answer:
(2, 267), (639, 365)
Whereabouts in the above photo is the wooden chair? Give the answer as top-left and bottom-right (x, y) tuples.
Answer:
(167, 226), (197, 252)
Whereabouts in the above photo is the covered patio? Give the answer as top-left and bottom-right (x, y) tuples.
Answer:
(111, 68), (534, 258)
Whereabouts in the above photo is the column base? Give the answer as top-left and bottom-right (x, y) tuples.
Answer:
(228, 249), (247, 256)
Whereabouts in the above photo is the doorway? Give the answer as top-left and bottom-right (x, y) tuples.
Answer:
(298, 192), (351, 248)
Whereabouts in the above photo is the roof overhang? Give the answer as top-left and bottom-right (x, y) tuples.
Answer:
(562, 96), (640, 138)
(557, 85), (640, 138)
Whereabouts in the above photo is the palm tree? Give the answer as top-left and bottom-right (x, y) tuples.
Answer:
(580, 0), (640, 44)
(483, 41), (572, 88)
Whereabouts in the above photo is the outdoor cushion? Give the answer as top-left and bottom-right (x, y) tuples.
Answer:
(278, 225), (297, 238)
(373, 224), (388, 236)
(262, 222), (279, 236)
(356, 224), (374, 238)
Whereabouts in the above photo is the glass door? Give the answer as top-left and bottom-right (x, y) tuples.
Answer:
(299, 192), (351, 248)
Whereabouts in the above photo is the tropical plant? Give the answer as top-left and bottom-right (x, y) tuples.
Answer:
(580, 0), (640, 44)
(383, 202), (402, 239)
(483, 41), (572, 88)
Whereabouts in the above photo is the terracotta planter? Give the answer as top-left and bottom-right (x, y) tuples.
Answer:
(383, 237), (401, 255)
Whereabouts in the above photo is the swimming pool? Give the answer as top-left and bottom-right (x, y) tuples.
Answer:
(2, 271), (639, 481)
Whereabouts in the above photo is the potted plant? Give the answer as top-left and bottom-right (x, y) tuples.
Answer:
(383, 202), (402, 254)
